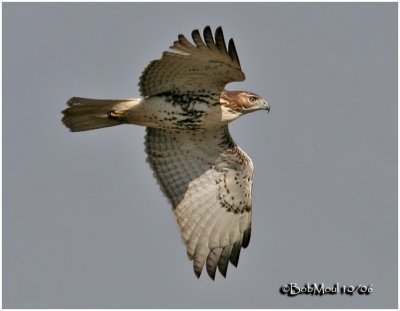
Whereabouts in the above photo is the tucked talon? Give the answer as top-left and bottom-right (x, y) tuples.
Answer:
(108, 110), (126, 120)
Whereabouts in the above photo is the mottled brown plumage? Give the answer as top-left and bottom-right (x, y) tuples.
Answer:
(62, 26), (269, 280)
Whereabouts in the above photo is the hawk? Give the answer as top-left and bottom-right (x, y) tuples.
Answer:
(62, 26), (270, 280)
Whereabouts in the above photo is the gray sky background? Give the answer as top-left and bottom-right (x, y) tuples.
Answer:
(3, 3), (397, 308)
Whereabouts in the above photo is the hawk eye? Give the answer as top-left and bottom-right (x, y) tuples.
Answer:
(249, 96), (257, 103)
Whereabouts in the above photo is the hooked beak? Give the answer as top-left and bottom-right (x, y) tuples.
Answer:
(245, 99), (270, 114)
(262, 101), (270, 113)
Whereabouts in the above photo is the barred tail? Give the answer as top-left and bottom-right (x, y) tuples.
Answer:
(62, 97), (141, 132)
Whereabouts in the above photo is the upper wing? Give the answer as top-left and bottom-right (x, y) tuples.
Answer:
(139, 26), (245, 97)
(145, 127), (253, 279)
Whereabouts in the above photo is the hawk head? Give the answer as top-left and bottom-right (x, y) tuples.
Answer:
(220, 91), (270, 122)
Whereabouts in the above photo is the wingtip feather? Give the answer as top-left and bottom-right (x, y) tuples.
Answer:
(194, 267), (202, 279)
(229, 241), (242, 267)
(228, 38), (241, 66)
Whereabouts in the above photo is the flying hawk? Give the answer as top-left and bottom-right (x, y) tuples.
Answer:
(62, 26), (270, 280)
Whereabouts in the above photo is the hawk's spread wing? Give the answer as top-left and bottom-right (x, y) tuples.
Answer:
(139, 26), (245, 97)
(145, 127), (252, 279)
